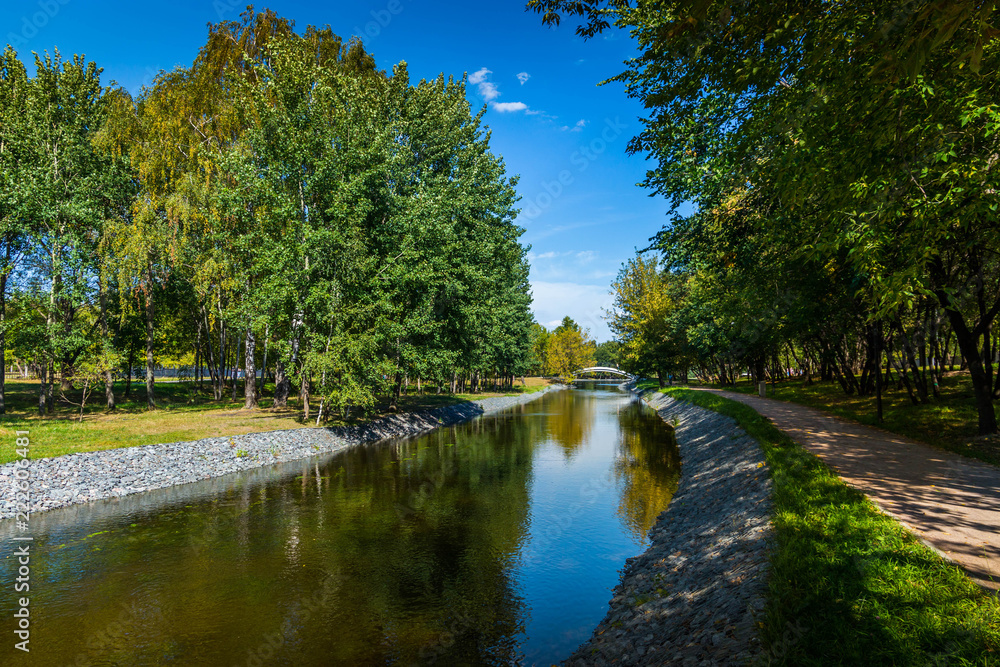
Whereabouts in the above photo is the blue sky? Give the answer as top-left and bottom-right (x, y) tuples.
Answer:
(4, 0), (674, 341)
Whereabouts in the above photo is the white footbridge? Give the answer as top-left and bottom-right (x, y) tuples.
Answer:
(572, 366), (635, 380)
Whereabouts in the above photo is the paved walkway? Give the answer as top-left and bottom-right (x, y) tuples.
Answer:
(697, 389), (1000, 591)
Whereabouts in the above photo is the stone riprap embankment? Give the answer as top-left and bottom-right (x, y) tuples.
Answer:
(565, 391), (774, 666)
(0, 386), (562, 520)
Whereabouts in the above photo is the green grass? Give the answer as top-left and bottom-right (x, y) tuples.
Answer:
(715, 373), (1000, 467)
(0, 377), (555, 465)
(660, 387), (999, 666)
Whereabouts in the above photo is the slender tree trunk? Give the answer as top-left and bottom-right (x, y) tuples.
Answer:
(231, 335), (242, 402)
(37, 359), (47, 416)
(931, 261), (998, 435)
(124, 343), (134, 398)
(896, 321), (928, 403)
(0, 261), (6, 415)
(390, 373), (403, 412)
(46, 359), (54, 414)
(301, 373), (310, 421)
(99, 275), (116, 410)
(194, 318), (202, 390)
(144, 266), (156, 410)
(875, 321), (883, 424)
(274, 313), (302, 408)
(259, 322), (269, 396)
(244, 327), (257, 409)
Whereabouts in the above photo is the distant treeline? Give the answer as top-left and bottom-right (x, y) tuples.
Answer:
(540, 1), (1000, 434)
(0, 9), (535, 419)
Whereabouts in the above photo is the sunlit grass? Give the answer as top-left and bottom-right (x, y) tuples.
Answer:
(662, 388), (1000, 666)
(0, 377), (556, 464)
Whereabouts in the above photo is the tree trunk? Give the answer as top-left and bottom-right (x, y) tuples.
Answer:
(390, 372), (402, 412)
(231, 334), (242, 402)
(947, 314), (998, 435)
(46, 359), (54, 414)
(99, 275), (116, 410)
(144, 267), (156, 410)
(37, 360), (48, 416)
(0, 262), (6, 415)
(896, 321), (928, 403)
(274, 313), (302, 408)
(124, 343), (134, 398)
(301, 373), (310, 421)
(259, 323), (269, 396)
(244, 327), (257, 409)
(931, 260), (998, 435)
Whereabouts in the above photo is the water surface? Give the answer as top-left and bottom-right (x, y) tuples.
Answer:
(1, 385), (679, 665)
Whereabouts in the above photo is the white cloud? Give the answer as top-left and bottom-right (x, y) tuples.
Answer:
(561, 119), (587, 132)
(531, 281), (614, 341)
(468, 67), (500, 101)
(576, 250), (596, 262)
(469, 67), (491, 84)
(517, 72), (530, 85)
(479, 82), (500, 101)
(492, 101), (528, 113)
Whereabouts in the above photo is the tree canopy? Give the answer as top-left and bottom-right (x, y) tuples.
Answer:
(532, 0), (1000, 434)
(2, 9), (535, 419)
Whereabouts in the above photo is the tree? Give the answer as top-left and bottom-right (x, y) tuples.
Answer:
(0, 46), (29, 414)
(530, 0), (1000, 434)
(607, 255), (689, 386)
(594, 340), (621, 368)
(545, 317), (595, 378)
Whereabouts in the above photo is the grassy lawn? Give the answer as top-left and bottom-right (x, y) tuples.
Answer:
(660, 388), (999, 666)
(711, 373), (1000, 467)
(0, 376), (555, 465)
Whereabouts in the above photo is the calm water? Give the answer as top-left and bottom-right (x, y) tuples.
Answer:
(1, 384), (679, 665)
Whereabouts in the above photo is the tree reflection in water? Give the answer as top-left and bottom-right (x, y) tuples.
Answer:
(614, 400), (682, 540)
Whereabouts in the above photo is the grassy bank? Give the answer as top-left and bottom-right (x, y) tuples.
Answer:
(0, 377), (553, 465)
(660, 388), (999, 666)
(716, 373), (999, 467)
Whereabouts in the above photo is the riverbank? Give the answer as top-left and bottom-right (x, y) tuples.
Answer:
(0, 386), (564, 520)
(566, 389), (774, 666)
(0, 377), (556, 465)
(665, 388), (1000, 665)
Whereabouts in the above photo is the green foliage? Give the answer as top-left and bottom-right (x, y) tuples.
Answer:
(1, 9), (535, 420)
(593, 340), (621, 368)
(533, 1), (1000, 435)
(544, 317), (596, 378)
(607, 254), (691, 382)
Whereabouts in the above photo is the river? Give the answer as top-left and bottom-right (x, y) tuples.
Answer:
(1, 383), (680, 665)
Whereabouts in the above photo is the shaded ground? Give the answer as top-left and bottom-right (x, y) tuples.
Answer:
(700, 388), (1000, 591)
(716, 374), (999, 466)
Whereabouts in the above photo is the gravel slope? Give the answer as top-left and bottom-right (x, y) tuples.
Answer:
(0, 386), (563, 520)
(565, 391), (774, 666)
